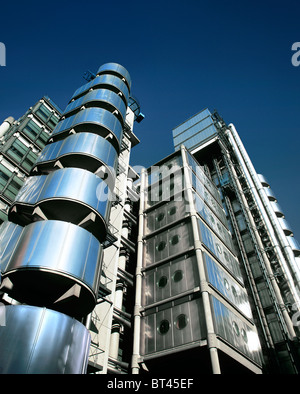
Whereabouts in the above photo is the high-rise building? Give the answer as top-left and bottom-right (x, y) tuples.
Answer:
(0, 66), (299, 375)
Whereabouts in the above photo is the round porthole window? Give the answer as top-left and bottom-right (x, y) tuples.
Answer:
(156, 241), (166, 252)
(156, 212), (165, 222)
(170, 234), (180, 245)
(168, 206), (177, 216)
(157, 276), (168, 288)
(224, 278), (230, 291)
(158, 319), (170, 335)
(172, 270), (183, 283)
(216, 243), (222, 254)
(241, 328), (248, 343)
(175, 314), (188, 330)
(232, 321), (240, 336)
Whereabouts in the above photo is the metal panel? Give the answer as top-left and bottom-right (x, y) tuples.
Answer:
(63, 89), (126, 126)
(270, 201), (284, 217)
(142, 255), (199, 305)
(198, 219), (243, 282)
(0, 221), (23, 272)
(97, 62), (131, 90)
(146, 171), (184, 208)
(141, 297), (206, 356)
(51, 107), (123, 153)
(1, 220), (102, 316)
(32, 132), (118, 186)
(144, 221), (194, 267)
(263, 187), (276, 201)
(194, 192), (234, 252)
(71, 74), (130, 104)
(204, 253), (253, 319)
(278, 217), (293, 236)
(148, 155), (183, 186)
(210, 295), (262, 366)
(9, 168), (110, 241)
(257, 173), (269, 187)
(145, 199), (187, 234)
(287, 236), (300, 256)
(0, 305), (90, 374)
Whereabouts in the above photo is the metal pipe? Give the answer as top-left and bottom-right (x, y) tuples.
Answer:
(228, 124), (300, 304)
(0, 116), (14, 138)
(181, 145), (221, 374)
(131, 168), (146, 374)
(222, 136), (296, 339)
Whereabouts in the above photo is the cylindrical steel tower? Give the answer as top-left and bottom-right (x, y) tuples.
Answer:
(0, 63), (132, 374)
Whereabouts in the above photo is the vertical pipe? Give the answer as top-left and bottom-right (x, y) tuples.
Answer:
(131, 168), (146, 374)
(181, 145), (221, 374)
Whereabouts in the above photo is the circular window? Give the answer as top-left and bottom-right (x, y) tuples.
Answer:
(158, 319), (170, 335)
(224, 278), (230, 291)
(216, 243), (222, 254)
(172, 270), (183, 282)
(241, 328), (248, 343)
(231, 286), (238, 299)
(156, 212), (165, 222)
(170, 234), (180, 245)
(157, 276), (168, 288)
(175, 314), (188, 330)
(156, 241), (166, 252)
(168, 206), (177, 216)
(232, 321), (240, 336)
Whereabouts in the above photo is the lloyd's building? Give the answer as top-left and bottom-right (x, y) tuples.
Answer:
(0, 63), (300, 374)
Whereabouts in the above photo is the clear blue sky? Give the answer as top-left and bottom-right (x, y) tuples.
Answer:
(0, 0), (299, 239)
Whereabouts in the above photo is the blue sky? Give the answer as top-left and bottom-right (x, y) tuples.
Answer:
(0, 0), (299, 238)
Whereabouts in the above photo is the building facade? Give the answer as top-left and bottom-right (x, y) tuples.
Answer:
(0, 66), (299, 374)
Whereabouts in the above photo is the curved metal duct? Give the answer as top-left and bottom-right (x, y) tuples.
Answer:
(0, 305), (91, 374)
(50, 107), (123, 153)
(9, 168), (111, 242)
(97, 62), (131, 90)
(1, 220), (102, 317)
(32, 132), (118, 185)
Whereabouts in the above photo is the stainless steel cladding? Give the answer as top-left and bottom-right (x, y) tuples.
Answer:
(51, 107), (123, 153)
(278, 217), (293, 236)
(32, 132), (118, 185)
(1, 220), (102, 317)
(270, 201), (284, 218)
(198, 219), (243, 282)
(142, 255), (199, 306)
(97, 62), (132, 90)
(263, 187), (277, 201)
(0, 305), (91, 374)
(210, 295), (262, 366)
(145, 199), (188, 234)
(63, 89), (127, 126)
(146, 170), (184, 208)
(148, 155), (183, 186)
(141, 296), (206, 356)
(204, 253), (253, 319)
(0, 221), (23, 272)
(71, 74), (130, 104)
(144, 221), (194, 268)
(193, 192), (235, 253)
(9, 167), (110, 241)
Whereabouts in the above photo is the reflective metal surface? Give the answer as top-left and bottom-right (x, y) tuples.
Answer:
(141, 296), (206, 355)
(257, 173), (270, 187)
(287, 236), (300, 256)
(1, 220), (102, 316)
(270, 201), (284, 217)
(0, 305), (90, 374)
(71, 74), (130, 104)
(278, 217), (293, 236)
(142, 255), (199, 306)
(97, 62), (131, 90)
(263, 187), (276, 201)
(144, 221), (194, 267)
(145, 199), (187, 234)
(198, 219), (243, 282)
(51, 107), (123, 153)
(63, 89), (127, 126)
(204, 253), (253, 319)
(10, 168), (110, 241)
(0, 221), (23, 272)
(210, 295), (262, 366)
(32, 132), (118, 185)
(146, 171), (184, 208)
